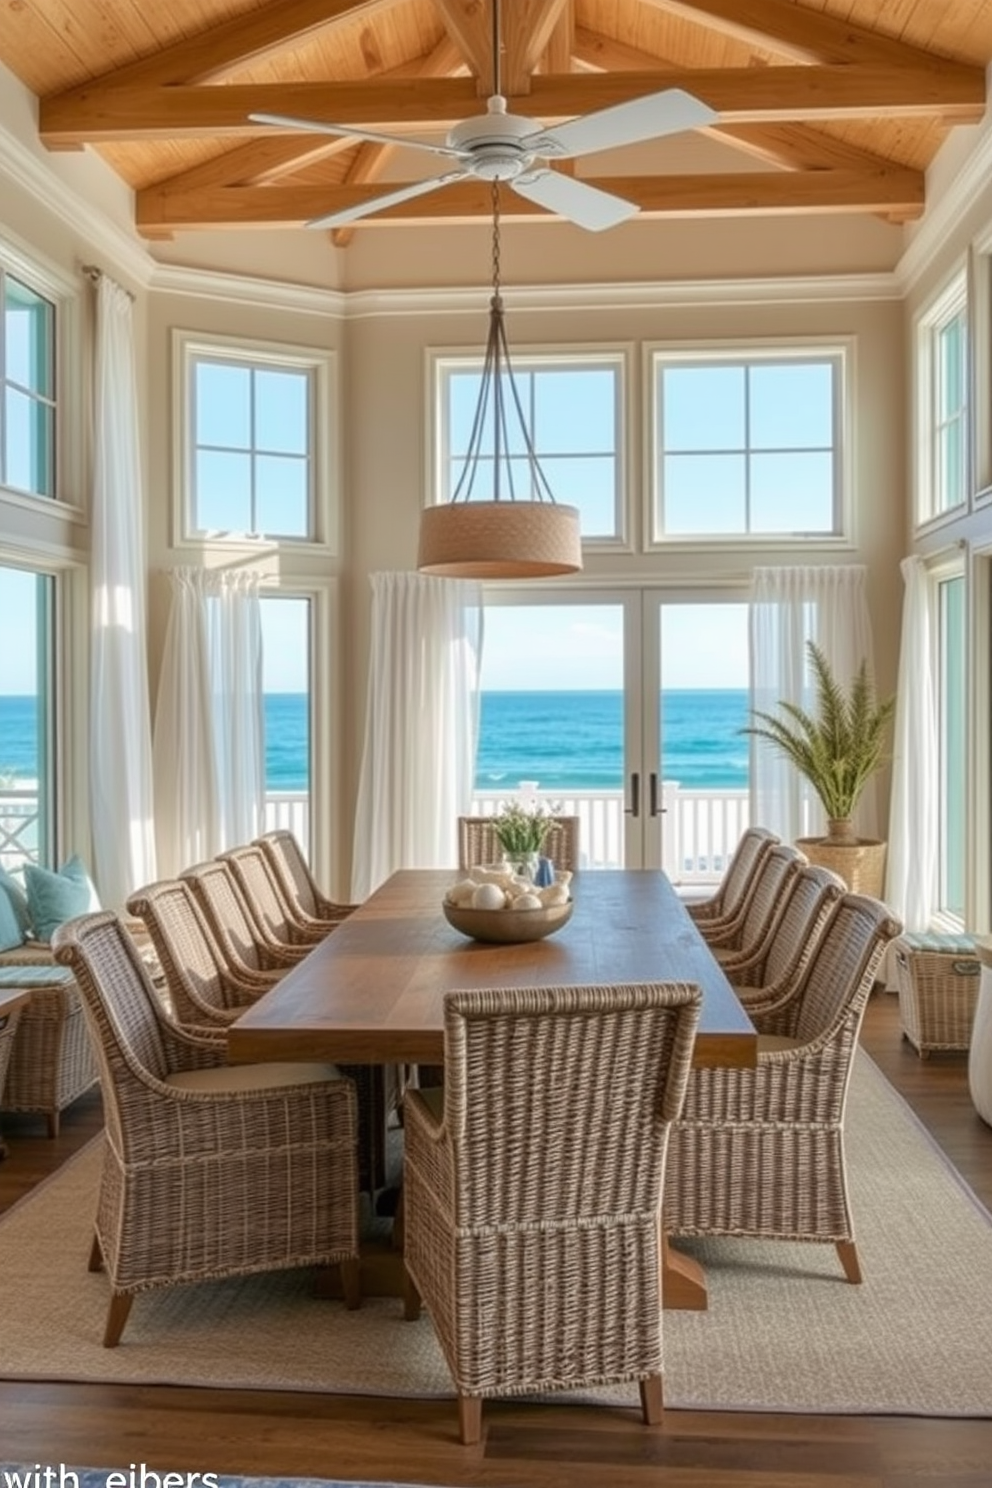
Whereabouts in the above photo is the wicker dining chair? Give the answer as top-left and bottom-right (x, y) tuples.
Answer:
(181, 860), (306, 982)
(129, 878), (391, 1196)
(707, 844), (806, 965)
(402, 979), (702, 1444)
(457, 814), (580, 873)
(665, 892), (902, 1284)
(684, 825), (779, 934)
(52, 910), (361, 1347)
(220, 844), (329, 951)
(726, 863), (847, 1011)
(0, 964), (99, 1136)
(255, 830), (358, 934)
(126, 878), (280, 1028)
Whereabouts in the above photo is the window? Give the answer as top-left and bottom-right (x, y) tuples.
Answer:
(0, 563), (58, 869)
(937, 573), (965, 919)
(1, 271), (56, 499)
(435, 353), (624, 542)
(175, 332), (337, 548)
(649, 347), (844, 541)
(260, 594), (312, 856)
(916, 276), (969, 525)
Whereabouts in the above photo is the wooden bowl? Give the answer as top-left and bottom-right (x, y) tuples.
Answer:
(442, 897), (573, 945)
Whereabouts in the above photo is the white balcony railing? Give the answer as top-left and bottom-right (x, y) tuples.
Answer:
(1, 783), (749, 885)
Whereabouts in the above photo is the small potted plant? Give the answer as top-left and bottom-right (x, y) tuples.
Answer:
(742, 641), (896, 895)
(493, 801), (560, 880)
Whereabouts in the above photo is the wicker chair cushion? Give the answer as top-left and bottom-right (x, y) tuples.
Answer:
(23, 856), (98, 943)
(167, 1060), (342, 1093)
(0, 965), (74, 986)
(898, 932), (976, 954)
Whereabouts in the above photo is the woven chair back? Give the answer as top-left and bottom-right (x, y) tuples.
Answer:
(716, 826), (779, 919)
(760, 865), (846, 987)
(181, 861), (268, 975)
(256, 830), (320, 917)
(792, 894), (903, 1049)
(441, 981), (701, 1229)
(51, 911), (171, 1148)
(457, 814), (580, 873)
(221, 845), (297, 943)
(126, 879), (233, 1022)
(735, 845), (804, 948)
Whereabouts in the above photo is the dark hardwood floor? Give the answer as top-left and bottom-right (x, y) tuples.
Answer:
(1, 990), (990, 1488)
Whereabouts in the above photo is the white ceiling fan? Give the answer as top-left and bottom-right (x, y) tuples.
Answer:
(249, 0), (717, 232)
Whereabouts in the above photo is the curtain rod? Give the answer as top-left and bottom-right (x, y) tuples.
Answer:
(81, 263), (135, 301)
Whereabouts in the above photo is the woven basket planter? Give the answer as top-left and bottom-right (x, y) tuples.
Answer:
(893, 932), (980, 1058)
(795, 837), (887, 898)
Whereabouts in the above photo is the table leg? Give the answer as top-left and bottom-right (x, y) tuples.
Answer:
(662, 1234), (709, 1311)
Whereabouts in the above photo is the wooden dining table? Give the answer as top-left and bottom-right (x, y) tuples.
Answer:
(228, 866), (757, 1308)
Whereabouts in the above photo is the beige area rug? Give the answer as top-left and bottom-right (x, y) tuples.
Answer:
(3, 1052), (992, 1416)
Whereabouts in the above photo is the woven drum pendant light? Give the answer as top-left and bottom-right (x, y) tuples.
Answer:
(417, 175), (583, 579)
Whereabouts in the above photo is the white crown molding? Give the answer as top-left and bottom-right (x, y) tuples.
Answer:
(896, 70), (992, 294)
(148, 262), (348, 317)
(342, 272), (901, 319)
(0, 119), (153, 287)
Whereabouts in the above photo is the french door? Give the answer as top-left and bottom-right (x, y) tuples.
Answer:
(476, 589), (750, 873)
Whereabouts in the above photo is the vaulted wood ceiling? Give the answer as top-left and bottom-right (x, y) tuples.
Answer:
(1, 0), (989, 242)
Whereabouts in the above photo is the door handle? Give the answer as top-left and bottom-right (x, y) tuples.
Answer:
(649, 772), (661, 817)
(625, 771), (640, 818)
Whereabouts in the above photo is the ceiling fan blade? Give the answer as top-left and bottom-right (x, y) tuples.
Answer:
(511, 171), (639, 232)
(522, 88), (718, 160)
(250, 112), (469, 161)
(306, 170), (469, 230)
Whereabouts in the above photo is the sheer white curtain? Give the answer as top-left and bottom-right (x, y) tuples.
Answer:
(749, 565), (878, 842)
(351, 572), (482, 901)
(89, 273), (157, 908)
(886, 556), (937, 929)
(152, 567), (265, 877)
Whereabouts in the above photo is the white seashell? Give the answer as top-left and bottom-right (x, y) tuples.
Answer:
(555, 870), (573, 888)
(512, 892), (543, 910)
(447, 879), (478, 906)
(539, 884), (570, 906)
(472, 882), (506, 910)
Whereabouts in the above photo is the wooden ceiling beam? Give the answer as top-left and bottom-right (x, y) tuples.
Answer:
(432, 0), (493, 93)
(135, 165), (925, 232)
(543, 2), (574, 76)
(571, 27), (900, 174)
(643, 0), (957, 68)
(43, 0), (402, 96)
(39, 63), (985, 146)
(502, 0), (570, 95)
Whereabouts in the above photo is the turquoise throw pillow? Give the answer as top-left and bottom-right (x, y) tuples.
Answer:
(0, 864), (31, 936)
(23, 856), (94, 944)
(0, 884), (23, 952)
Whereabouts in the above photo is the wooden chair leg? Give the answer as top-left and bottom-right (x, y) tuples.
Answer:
(88, 1234), (104, 1272)
(836, 1239), (862, 1284)
(340, 1257), (362, 1310)
(639, 1372), (664, 1425)
(403, 1268), (422, 1322)
(458, 1393), (482, 1446)
(103, 1292), (133, 1348)
(46, 1111), (60, 1139)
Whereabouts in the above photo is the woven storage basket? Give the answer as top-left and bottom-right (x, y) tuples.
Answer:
(893, 932), (980, 1057)
(795, 836), (887, 897)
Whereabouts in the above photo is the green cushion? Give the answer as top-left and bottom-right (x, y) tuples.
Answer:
(23, 856), (95, 944)
(0, 886), (23, 953)
(0, 865), (31, 937)
(0, 965), (74, 987)
(899, 932), (976, 955)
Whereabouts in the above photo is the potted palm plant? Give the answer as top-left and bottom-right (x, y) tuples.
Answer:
(743, 641), (896, 896)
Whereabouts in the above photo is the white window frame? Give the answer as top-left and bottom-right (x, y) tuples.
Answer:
(0, 234), (83, 521)
(929, 559), (967, 927)
(171, 329), (339, 555)
(914, 270), (970, 531)
(428, 344), (632, 551)
(645, 338), (852, 551)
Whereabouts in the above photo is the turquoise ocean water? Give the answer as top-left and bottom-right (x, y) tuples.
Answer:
(0, 689), (749, 792)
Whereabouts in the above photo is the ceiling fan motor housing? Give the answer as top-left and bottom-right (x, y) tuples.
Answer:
(447, 100), (555, 180)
